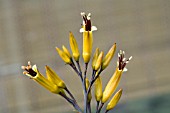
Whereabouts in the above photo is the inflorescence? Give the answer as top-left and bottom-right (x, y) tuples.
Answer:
(21, 12), (132, 113)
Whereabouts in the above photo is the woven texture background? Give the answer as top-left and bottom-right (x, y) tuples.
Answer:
(0, 0), (170, 113)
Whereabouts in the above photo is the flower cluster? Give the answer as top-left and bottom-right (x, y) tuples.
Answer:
(21, 12), (132, 113)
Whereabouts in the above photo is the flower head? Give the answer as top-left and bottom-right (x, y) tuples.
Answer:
(102, 51), (132, 103)
(21, 61), (62, 94)
(80, 12), (97, 63)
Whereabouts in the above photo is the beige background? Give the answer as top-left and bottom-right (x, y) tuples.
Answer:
(0, 0), (170, 113)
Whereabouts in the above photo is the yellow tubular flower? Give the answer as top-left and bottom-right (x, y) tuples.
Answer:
(102, 68), (123, 103)
(45, 65), (66, 89)
(21, 62), (61, 94)
(69, 32), (80, 61)
(106, 89), (123, 111)
(94, 51), (104, 71)
(86, 78), (92, 102)
(102, 43), (116, 70)
(102, 50), (132, 103)
(80, 12), (97, 63)
(95, 76), (103, 102)
(56, 47), (72, 64)
(92, 48), (99, 69)
(83, 31), (93, 63)
(62, 45), (71, 58)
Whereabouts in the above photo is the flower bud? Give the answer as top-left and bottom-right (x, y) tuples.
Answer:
(92, 48), (99, 69)
(69, 32), (80, 61)
(45, 65), (66, 89)
(94, 51), (104, 71)
(106, 89), (122, 111)
(56, 47), (72, 64)
(102, 43), (116, 70)
(102, 68), (122, 103)
(62, 45), (71, 58)
(95, 76), (103, 102)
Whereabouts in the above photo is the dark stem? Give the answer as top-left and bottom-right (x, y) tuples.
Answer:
(105, 110), (109, 113)
(87, 101), (92, 113)
(87, 69), (102, 96)
(64, 87), (76, 102)
(59, 92), (82, 113)
(76, 61), (82, 76)
(93, 69), (103, 82)
(96, 101), (100, 113)
(86, 70), (96, 96)
(97, 103), (104, 113)
(69, 63), (83, 82)
(84, 63), (88, 113)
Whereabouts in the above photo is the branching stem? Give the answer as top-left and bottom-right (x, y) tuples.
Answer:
(59, 92), (82, 113)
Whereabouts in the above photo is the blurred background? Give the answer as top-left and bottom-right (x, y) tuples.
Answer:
(0, 0), (170, 113)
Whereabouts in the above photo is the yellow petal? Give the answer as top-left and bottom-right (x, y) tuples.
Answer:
(83, 31), (93, 63)
(69, 32), (80, 61)
(102, 68), (122, 103)
(56, 47), (72, 64)
(102, 43), (116, 70)
(106, 89), (123, 111)
(95, 76), (103, 101)
(33, 67), (60, 94)
(45, 65), (66, 89)
(94, 51), (104, 71)
(62, 45), (71, 58)
(92, 48), (99, 69)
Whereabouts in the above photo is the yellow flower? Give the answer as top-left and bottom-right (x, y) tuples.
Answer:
(62, 45), (71, 58)
(21, 62), (62, 94)
(69, 31), (80, 61)
(101, 43), (116, 70)
(102, 68), (122, 103)
(94, 51), (104, 71)
(80, 12), (97, 63)
(45, 65), (66, 89)
(56, 46), (72, 64)
(102, 50), (132, 103)
(95, 76), (103, 102)
(92, 48), (99, 69)
(106, 89), (123, 111)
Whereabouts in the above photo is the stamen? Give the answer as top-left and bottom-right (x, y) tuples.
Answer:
(81, 12), (85, 16)
(21, 66), (26, 70)
(117, 50), (132, 71)
(21, 61), (37, 77)
(80, 12), (92, 31)
(23, 71), (28, 75)
(129, 56), (133, 61)
(122, 58), (126, 62)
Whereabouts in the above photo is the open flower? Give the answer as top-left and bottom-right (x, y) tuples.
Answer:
(102, 50), (132, 103)
(80, 12), (97, 63)
(21, 61), (63, 94)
